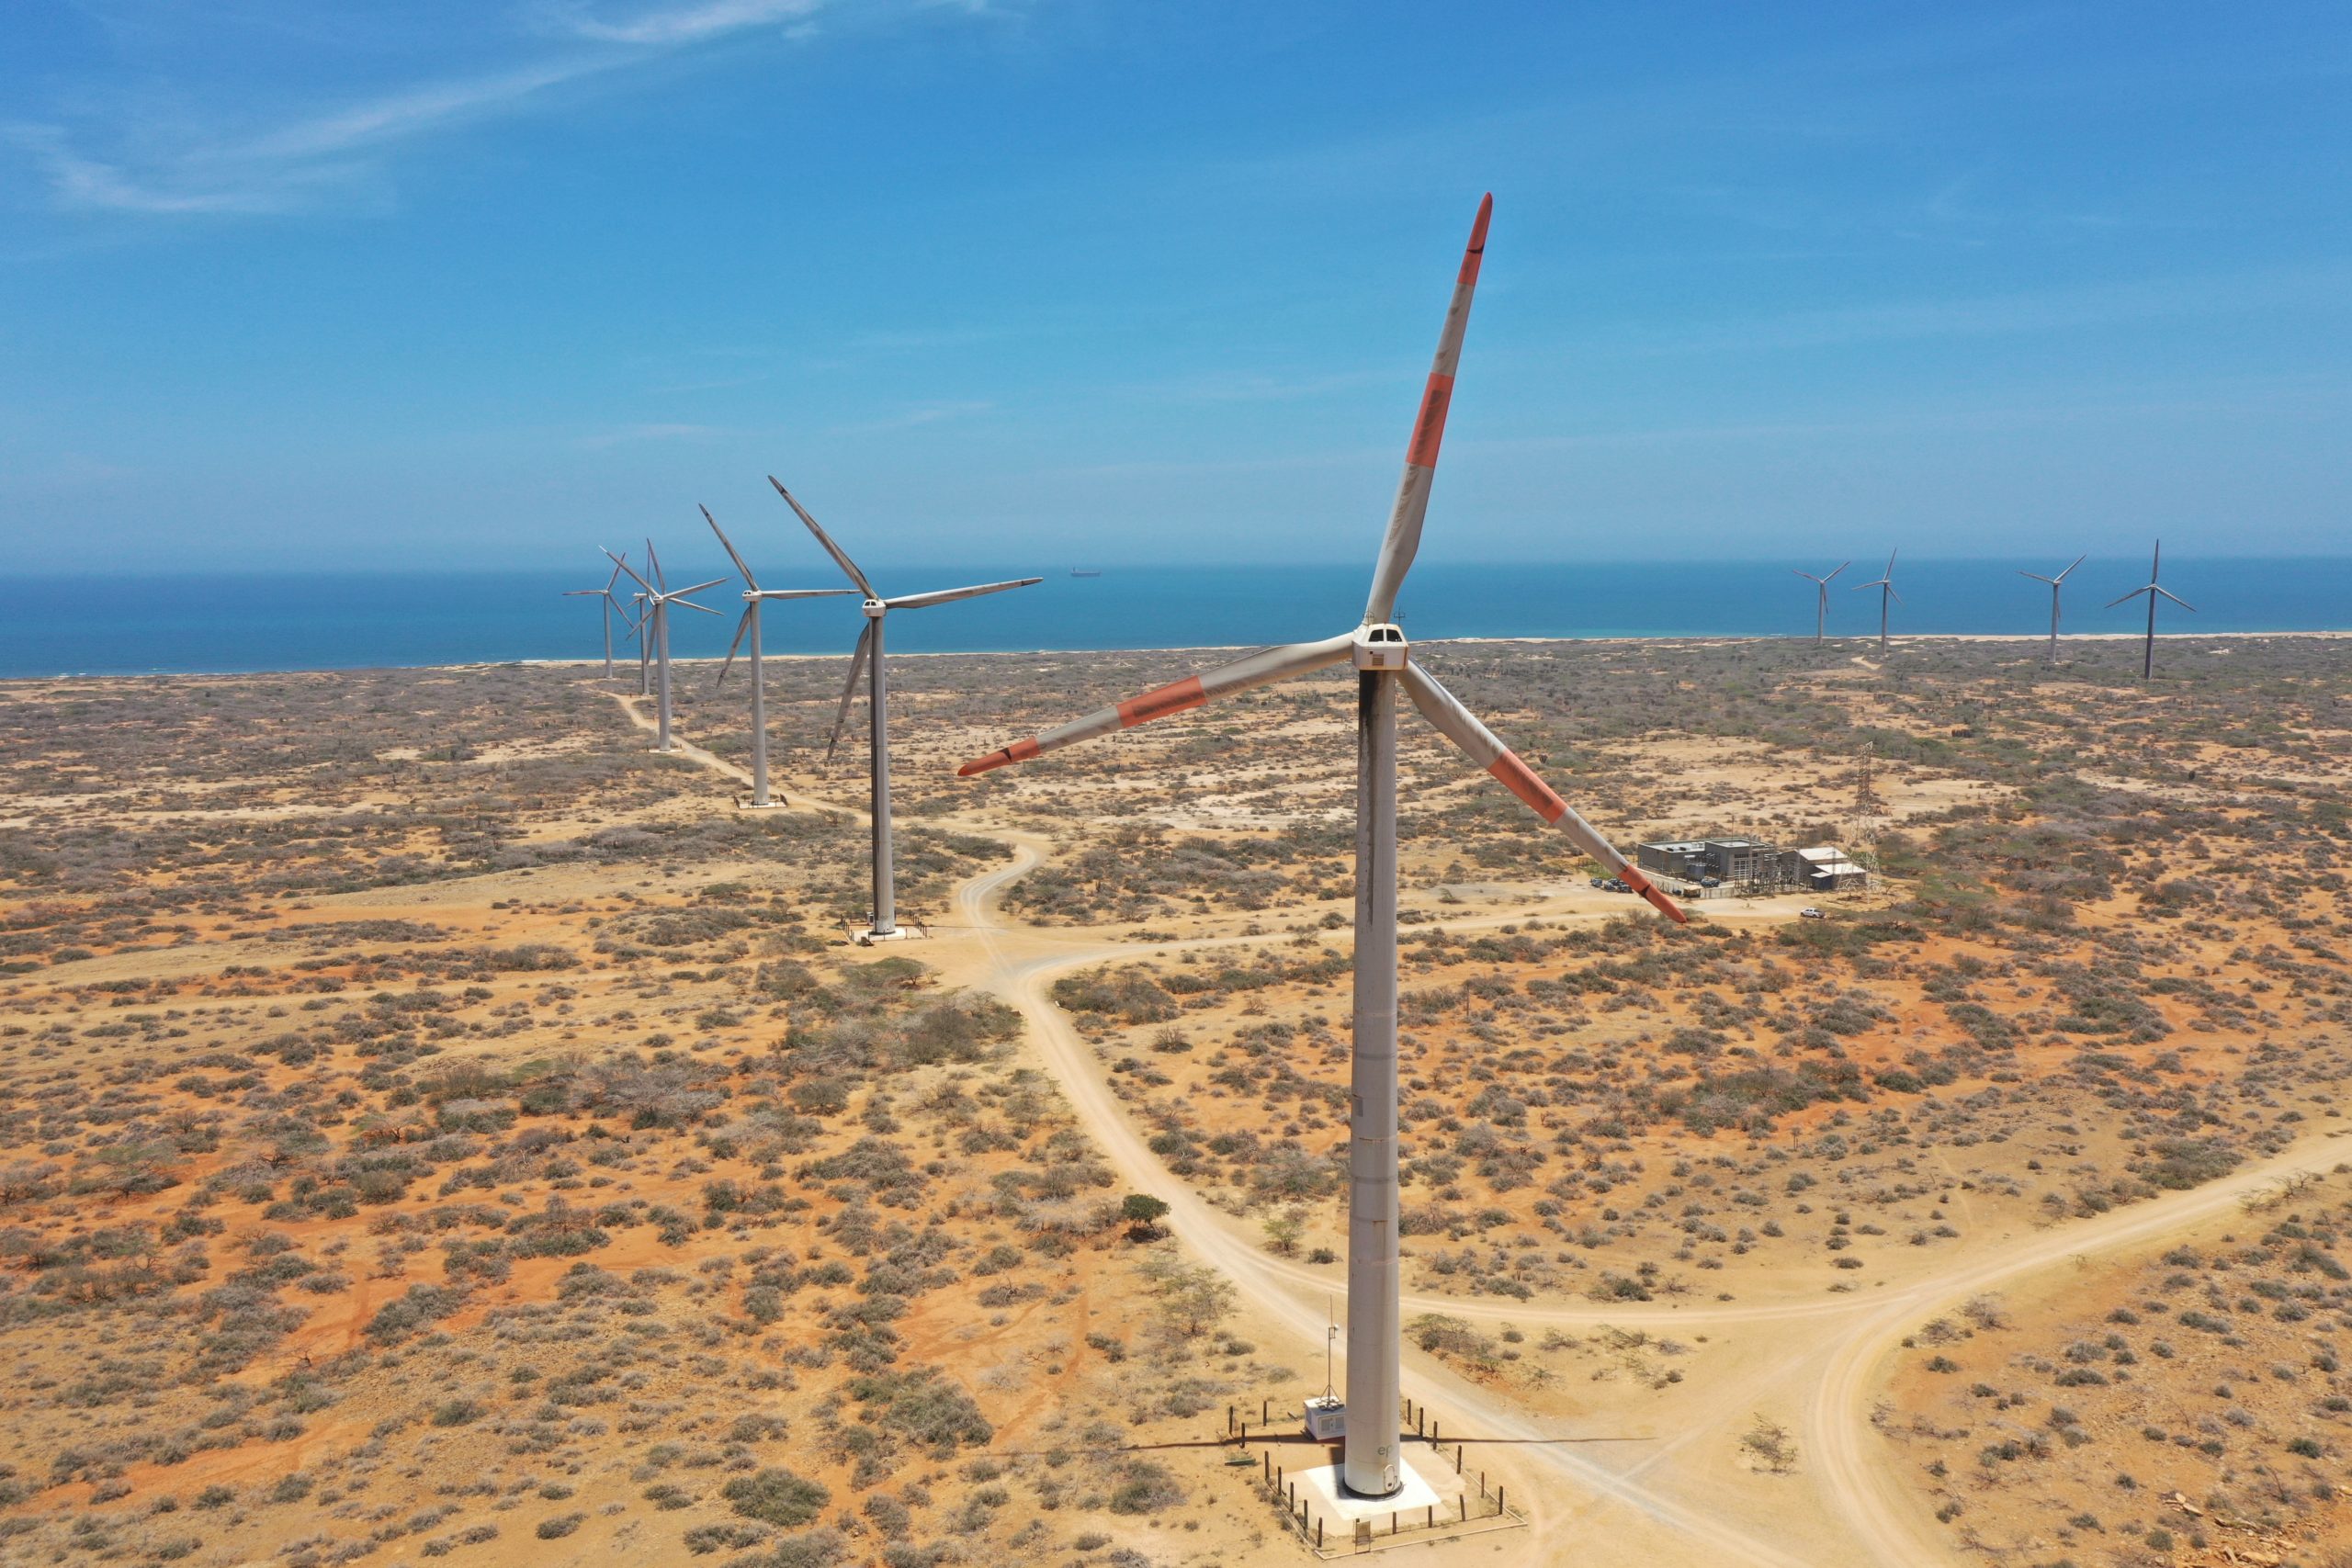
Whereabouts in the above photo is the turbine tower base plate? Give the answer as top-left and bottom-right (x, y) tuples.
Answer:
(736, 800), (789, 812)
(853, 927), (918, 946)
(1296, 1457), (1443, 1518)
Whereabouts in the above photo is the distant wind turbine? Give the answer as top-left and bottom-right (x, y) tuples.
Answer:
(628, 592), (650, 696)
(1851, 549), (1900, 650)
(2018, 554), (2086, 668)
(769, 477), (1041, 941)
(957, 196), (1684, 1502)
(702, 504), (855, 809)
(561, 554), (629, 679)
(2106, 540), (2195, 680)
(1792, 561), (1849, 644)
(605, 538), (728, 753)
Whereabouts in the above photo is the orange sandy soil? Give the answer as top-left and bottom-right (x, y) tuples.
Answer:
(0, 633), (2346, 1568)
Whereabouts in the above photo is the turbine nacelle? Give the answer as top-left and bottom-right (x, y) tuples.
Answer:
(1351, 624), (1409, 671)
(863, 598), (888, 619)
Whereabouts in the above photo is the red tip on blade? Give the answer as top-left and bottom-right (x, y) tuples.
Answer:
(1624, 869), (1689, 925)
(1117, 676), (1207, 728)
(1487, 751), (1567, 825)
(958, 737), (1040, 777)
(1405, 373), (1456, 470)
(1460, 193), (1492, 284)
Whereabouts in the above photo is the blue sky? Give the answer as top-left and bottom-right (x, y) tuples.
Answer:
(4, 1), (2347, 572)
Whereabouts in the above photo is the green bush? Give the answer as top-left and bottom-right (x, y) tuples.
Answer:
(721, 1467), (830, 1528)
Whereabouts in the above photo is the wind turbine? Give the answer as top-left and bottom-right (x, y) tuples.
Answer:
(561, 554), (629, 679)
(956, 196), (1686, 1501)
(702, 504), (855, 809)
(1793, 561), (1849, 644)
(605, 538), (728, 752)
(2106, 539), (2195, 680)
(1851, 549), (1900, 650)
(769, 477), (1041, 941)
(628, 592), (650, 696)
(2018, 553), (2086, 668)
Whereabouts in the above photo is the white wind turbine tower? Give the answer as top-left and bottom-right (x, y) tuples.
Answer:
(957, 196), (1687, 1501)
(2018, 553), (2086, 667)
(769, 477), (1041, 942)
(561, 553), (630, 679)
(1852, 548), (1901, 650)
(2107, 539), (2195, 680)
(702, 504), (856, 809)
(1792, 560), (1849, 644)
(605, 538), (728, 752)
(628, 591), (650, 696)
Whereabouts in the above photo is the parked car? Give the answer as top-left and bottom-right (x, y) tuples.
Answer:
(1700, 876), (1721, 887)
(1589, 876), (1607, 888)
(1608, 879), (1630, 893)
(1799, 907), (1826, 919)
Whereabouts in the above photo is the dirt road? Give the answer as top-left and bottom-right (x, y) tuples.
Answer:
(634, 689), (2344, 1565)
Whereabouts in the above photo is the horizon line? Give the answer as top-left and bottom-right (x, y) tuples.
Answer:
(14, 551), (2352, 580)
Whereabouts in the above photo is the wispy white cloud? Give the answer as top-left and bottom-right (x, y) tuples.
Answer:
(9, 0), (962, 219)
(1121, 368), (1391, 405)
(824, 399), (993, 434)
(554, 0), (821, 47)
(1595, 262), (2352, 359)
(577, 421), (729, 447)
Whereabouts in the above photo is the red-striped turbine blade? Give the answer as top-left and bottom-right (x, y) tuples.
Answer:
(1398, 663), (1687, 924)
(1363, 194), (1491, 626)
(958, 634), (1355, 777)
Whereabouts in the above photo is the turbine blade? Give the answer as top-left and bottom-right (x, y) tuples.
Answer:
(826, 623), (875, 760)
(1398, 662), (1686, 924)
(562, 590), (598, 597)
(1363, 193), (1492, 626)
(2054, 554), (2086, 583)
(673, 577), (731, 598)
(717, 606), (753, 686)
(2154, 587), (2196, 611)
(670, 596), (726, 617)
(646, 538), (667, 592)
(604, 548), (654, 595)
(958, 633), (1355, 777)
(2018, 572), (2055, 584)
(701, 503), (758, 591)
(1793, 570), (1823, 584)
(1887, 585), (1904, 605)
(604, 554), (625, 593)
(748, 588), (861, 601)
(884, 577), (1044, 611)
(2105, 587), (2153, 609)
(1825, 560), (1849, 582)
(768, 477), (875, 597)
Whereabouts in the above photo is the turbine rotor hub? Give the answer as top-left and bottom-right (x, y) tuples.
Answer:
(863, 598), (888, 619)
(1351, 623), (1409, 671)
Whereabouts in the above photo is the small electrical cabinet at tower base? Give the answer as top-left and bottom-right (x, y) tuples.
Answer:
(1303, 1395), (1346, 1440)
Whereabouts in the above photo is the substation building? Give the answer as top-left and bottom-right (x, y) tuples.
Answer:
(1635, 837), (1869, 897)
(1792, 845), (1869, 892)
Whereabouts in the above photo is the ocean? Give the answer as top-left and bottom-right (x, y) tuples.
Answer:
(4, 558), (2346, 679)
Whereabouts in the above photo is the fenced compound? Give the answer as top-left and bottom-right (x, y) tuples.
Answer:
(838, 908), (931, 942)
(1224, 1397), (1527, 1557)
(1636, 832), (1872, 898)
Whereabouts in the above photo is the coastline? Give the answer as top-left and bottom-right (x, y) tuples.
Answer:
(4, 627), (2345, 683)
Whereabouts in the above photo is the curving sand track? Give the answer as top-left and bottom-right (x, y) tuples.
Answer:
(632, 689), (2344, 1566)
